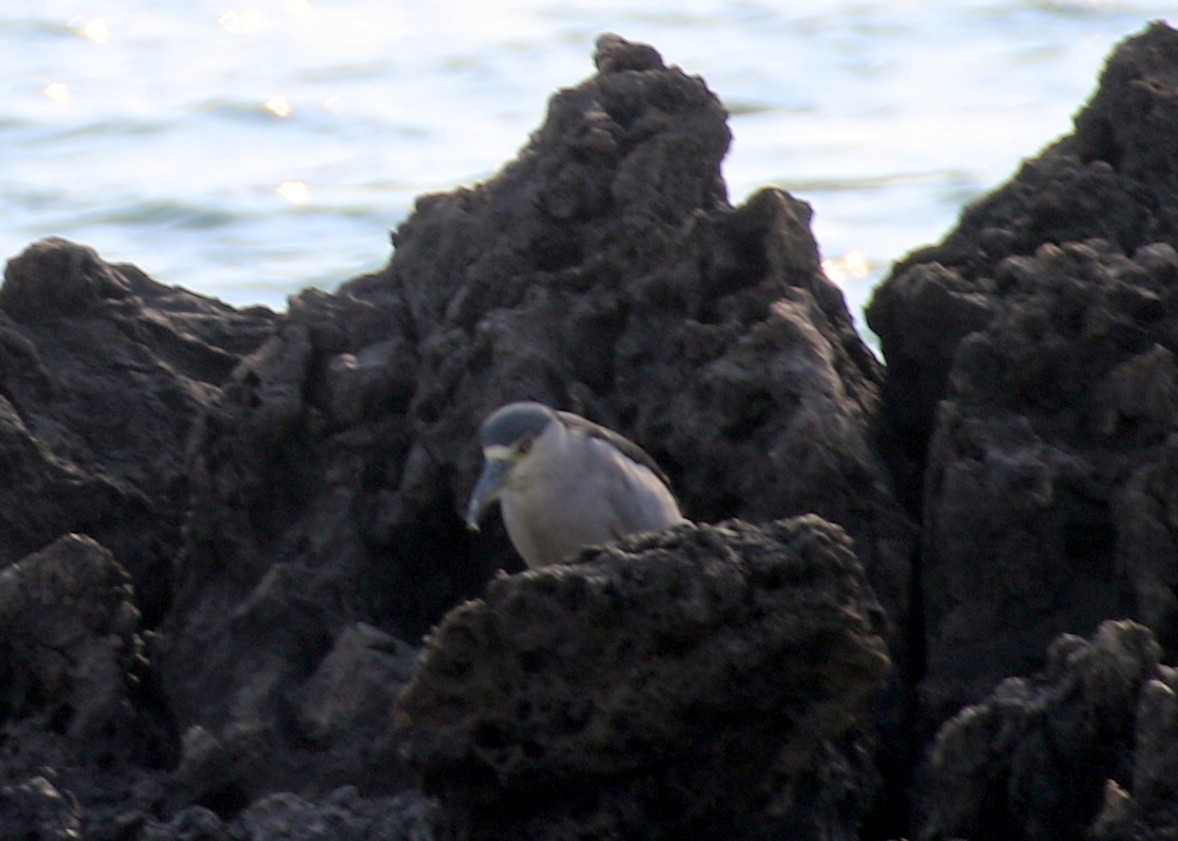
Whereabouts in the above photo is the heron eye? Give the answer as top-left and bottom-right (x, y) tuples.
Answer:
(518, 435), (534, 455)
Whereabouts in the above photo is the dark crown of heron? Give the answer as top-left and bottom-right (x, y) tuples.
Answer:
(479, 402), (557, 449)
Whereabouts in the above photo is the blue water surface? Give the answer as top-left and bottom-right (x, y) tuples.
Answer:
(0, 1), (1172, 329)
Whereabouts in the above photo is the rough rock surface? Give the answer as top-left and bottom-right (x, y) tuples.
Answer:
(869, 22), (1178, 507)
(867, 22), (1178, 733)
(153, 29), (912, 816)
(0, 776), (83, 841)
(0, 534), (171, 839)
(138, 788), (433, 841)
(0, 237), (276, 623)
(0, 534), (144, 747)
(1092, 655), (1178, 841)
(918, 620), (1172, 841)
(397, 516), (891, 841)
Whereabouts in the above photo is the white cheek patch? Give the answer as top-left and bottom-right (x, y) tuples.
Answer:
(484, 445), (517, 461)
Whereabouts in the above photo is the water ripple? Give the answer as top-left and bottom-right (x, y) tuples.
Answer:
(0, 1), (1173, 321)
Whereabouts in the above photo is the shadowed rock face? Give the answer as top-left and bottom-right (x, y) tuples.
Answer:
(919, 621), (1170, 841)
(397, 517), (891, 841)
(869, 23), (1178, 501)
(137, 787), (433, 841)
(151, 32), (913, 825)
(867, 22), (1178, 736)
(914, 240), (1178, 729)
(0, 534), (144, 750)
(0, 238), (277, 624)
(0, 534), (173, 838)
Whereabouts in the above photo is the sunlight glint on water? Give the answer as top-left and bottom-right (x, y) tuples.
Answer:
(0, 1), (1172, 329)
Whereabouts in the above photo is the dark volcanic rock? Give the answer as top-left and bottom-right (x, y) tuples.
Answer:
(0, 534), (172, 839)
(917, 238), (1178, 727)
(397, 516), (891, 841)
(918, 620), (1171, 841)
(866, 22), (1178, 733)
(0, 534), (144, 750)
(1091, 660), (1178, 841)
(139, 787), (432, 841)
(155, 31), (912, 813)
(868, 23), (1178, 506)
(0, 776), (83, 841)
(0, 236), (280, 832)
(0, 237), (277, 624)
(163, 621), (420, 810)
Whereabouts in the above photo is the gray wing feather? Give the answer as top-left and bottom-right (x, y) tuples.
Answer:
(556, 410), (674, 488)
(604, 462), (683, 536)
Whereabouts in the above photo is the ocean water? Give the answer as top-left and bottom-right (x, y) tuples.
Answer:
(0, 2), (1173, 332)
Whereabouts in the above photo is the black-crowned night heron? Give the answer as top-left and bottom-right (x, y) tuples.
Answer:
(465, 401), (687, 568)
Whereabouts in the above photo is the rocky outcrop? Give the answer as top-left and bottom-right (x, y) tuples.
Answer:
(0, 534), (147, 753)
(867, 22), (1178, 734)
(0, 534), (171, 839)
(0, 243), (275, 836)
(919, 620), (1177, 841)
(869, 23), (1178, 506)
(0, 238), (276, 624)
(0, 31), (910, 841)
(1092, 658), (1178, 841)
(397, 517), (890, 841)
(153, 31), (913, 818)
(913, 238), (1178, 730)
(138, 788), (432, 841)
